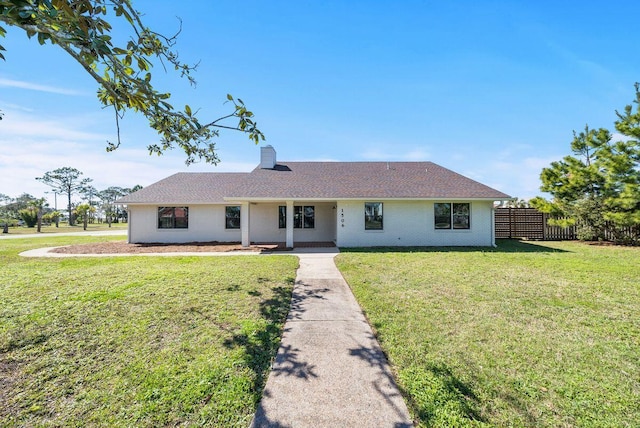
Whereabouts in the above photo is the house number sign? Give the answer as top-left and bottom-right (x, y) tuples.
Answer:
(340, 208), (345, 227)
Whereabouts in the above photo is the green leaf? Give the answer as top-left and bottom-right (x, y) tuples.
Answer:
(226, 94), (233, 101)
(185, 105), (192, 116)
(137, 58), (148, 71)
(121, 8), (134, 26)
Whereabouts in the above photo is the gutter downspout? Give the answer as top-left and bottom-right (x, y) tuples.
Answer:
(491, 204), (496, 247)
(127, 208), (131, 244)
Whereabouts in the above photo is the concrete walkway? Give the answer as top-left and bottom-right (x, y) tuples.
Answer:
(251, 250), (413, 427)
(15, 242), (414, 426)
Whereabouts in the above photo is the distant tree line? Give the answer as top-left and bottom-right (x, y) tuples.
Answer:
(1, 167), (141, 230)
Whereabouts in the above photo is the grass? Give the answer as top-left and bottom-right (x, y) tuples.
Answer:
(2, 222), (128, 235)
(335, 240), (640, 427)
(0, 236), (298, 427)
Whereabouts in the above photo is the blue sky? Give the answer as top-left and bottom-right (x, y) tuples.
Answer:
(2, 0), (640, 207)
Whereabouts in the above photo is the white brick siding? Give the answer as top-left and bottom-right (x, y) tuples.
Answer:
(336, 200), (494, 247)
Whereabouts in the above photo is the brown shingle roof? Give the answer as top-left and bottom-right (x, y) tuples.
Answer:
(116, 172), (248, 204)
(117, 162), (510, 204)
(231, 162), (510, 199)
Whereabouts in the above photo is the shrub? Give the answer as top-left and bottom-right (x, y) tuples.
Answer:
(19, 208), (38, 227)
(0, 217), (19, 227)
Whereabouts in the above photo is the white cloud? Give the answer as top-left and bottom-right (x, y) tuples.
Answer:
(0, 140), (257, 205)
(0, 77), (88, 96)
(443, 140), (561, 201)
(0, 108), (256, 205)
(1, 110), (109, 141)
(0, 101), (34, 112)
(610, 132), (634, 142)
(471, 155), (557, 201)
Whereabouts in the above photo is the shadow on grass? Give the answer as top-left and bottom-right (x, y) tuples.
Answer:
(347, 331), (486, 426)
(223, 278), (328, 417)
(222, 285), (293, 402)
(400, 362), (488, 426)
(340, 239), (569, 254)
(2, 331), (51, 353)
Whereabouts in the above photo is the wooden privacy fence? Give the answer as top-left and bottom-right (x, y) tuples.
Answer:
(495, 208), (575, 240)
(495, 208), (640, 241)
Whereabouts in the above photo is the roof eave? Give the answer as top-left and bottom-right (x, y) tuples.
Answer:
(224, 196), (512, 202)
(116, 201), (228, 205)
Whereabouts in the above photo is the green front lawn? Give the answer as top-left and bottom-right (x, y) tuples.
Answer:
(0, 236), (297, 427)
(336, 240), (640, 427)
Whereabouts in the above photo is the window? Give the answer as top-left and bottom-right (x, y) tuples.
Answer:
(294, 206), (303, 229)
(434, 203), (451, 229)
(158, 207), (188, 229)
(278, 206), (287, 229)
(225, 206), (241, 229)
(452, 203), (470, 229)
(434, 203), (470, 229)
(279, 205), (315, 229)
(365, 202), (383, 230)
(303, 206), (315, 228)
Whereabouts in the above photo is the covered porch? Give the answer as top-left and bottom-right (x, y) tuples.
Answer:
(233, 200), (337, 248)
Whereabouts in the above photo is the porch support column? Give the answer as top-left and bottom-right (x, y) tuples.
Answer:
(285, 200), (294, 248)
(241, 202), (250, 247)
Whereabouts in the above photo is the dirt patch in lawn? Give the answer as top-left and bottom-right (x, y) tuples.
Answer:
(50, 241), (284, 254)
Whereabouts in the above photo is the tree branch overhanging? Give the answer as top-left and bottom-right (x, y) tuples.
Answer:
(0, 0), (265, 165)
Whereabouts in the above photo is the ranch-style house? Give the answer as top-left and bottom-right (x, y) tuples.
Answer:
(117, 146), (511, 247)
